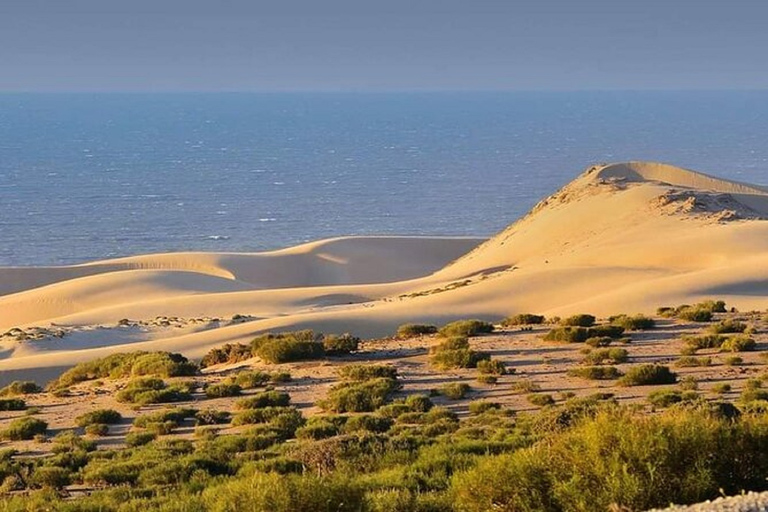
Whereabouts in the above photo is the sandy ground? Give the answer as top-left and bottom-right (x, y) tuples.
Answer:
(0, 161), (767, 385)
(1, 310), (766, 457)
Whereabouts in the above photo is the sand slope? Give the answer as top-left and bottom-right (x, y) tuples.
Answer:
(2, 161), (767, 384)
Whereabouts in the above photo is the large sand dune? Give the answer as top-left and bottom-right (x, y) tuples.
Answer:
(2, 161), (767, 384)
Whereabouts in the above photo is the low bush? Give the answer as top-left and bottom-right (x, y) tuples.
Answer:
(0, 398), (26, 411)
(31, 466), (71, 489)
(396, 323), (438, 338)
(116, 378), (194, 405)
(232, 370), (271, 389)
(322, 333), (360, 355)
(84, 423), (109, 436)
(609, 314), (656, 330)
(236, 391), (291, 409)
(587, 325), (626, 338)
(342, 415), (393, 434)
(47, 351), (197, 389)
(205, 382), (242, 398)
(430, 348), (490, 370)
(438, 319), (495, 338)
(712, 383), (732, 394)
(468, 401), (501, 415)
(647, 389), (698, 408)
(319, 378), (401, 413)
(585, 336), (613, 348)
(253, 331), (325, 364)
(125, 431), (156, 447)
(709, 319), (747, 334)
(619, 365), (677, 386)
(0, 381), (42, 396)
(270, 371), (293, 383)
(527, 393), (555, 407)
(560, 314), (596, 327)
(477, 375), (498, 384)
(675, 356), (712, 368)
(544, 326), (589, 343)
(567, 366), (622, 380)
(75, 409), (122, 427)
(337, 364), (398, 381)
(720, 335), (756, 352)
(1, 417), (47, 440)
(195, 409), (231, 425)
(134, 407), (196, 428)
(404, 394), (434, 412)
(682, 334), (726, 350)
(677, 308), (714, 322)
(439, 382), (471, 400)
(476, 359), (508, 375)
(200, 343), (252, 368)
(582, 348), (629, 365)
(502, 314), (545, 326)
(724, 356), (744, 366)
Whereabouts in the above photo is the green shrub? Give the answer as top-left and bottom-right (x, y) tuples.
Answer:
(116, 378), (193, 405)
(125, 431), (156, 447)
(84, 423), (109, 436)
(205, 382), (242, 398)
(270, 372), (293, 383)
(476, 359), (508, 375)
(0, 381), (42, 396)
(134, 407), (196, 428)
(679, 376), (698, 391)
(31, 466), (70, 489)
(709, 319), (747, 334)
(724, 356), (744, 366)
(195, 409), (231, 425)
(200, 343), (252, 367)
(76, 409), (122, 427)
(476, 375), (498, 384)
(469, 401), (501, 415)
(513, 379), (541, 393)
(322, 333), (360, 355)
(677, 308), (713, 322)
(1, 417), (47, 440)
(255, 337), (324, 364)
(404, 394), (434, 412)
(720, 335), (756, 352)
(647, 389), (686, 407)
(502, 314), (545, 326)
(582, 348), (629, 365)
(712, 383), (732, 394)
(438, 319), (495, 337)
(432, 336), (470, 351)
(609, 314), (656, 330)
(47, 351), (197, 389)
(236, 391), (291, 409)
(527, 393), (555, 407)
(430, 348), (490, 370)
(587, 325), (626, 338)
(296, 420), (340, 440)
(439, 382), (471, 399)
(740, 388), (768, 403)
(233, 370), (271, 389)
(560, 314), (596, 327)
(619, 365), (677, 386)
(319, 378), (401, 413)
(675, 356), (712, 367)
(567, 366), (622, 380)
(698, 300), (728, 313)
(342, 415), (393, 434)
(337, 364), (398, 381)
(0, 398), (26, 411)
(396, 323), (438, 338)
(544, 326), (589, 343)
(683, 334), (726, 350)
(585, 336), (613, 348)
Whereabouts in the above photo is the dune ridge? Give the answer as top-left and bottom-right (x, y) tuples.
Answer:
(1, 161), (767, 385)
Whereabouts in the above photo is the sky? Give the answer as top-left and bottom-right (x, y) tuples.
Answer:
(1, 0), (767, 92)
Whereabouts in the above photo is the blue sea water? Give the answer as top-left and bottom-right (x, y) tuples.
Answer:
(0, 91), (766, 266)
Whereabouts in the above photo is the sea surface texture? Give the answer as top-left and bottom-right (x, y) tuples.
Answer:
(1, 91), (766, 266)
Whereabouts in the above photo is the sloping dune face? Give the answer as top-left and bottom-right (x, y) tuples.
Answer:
(1, 162), (767, 383)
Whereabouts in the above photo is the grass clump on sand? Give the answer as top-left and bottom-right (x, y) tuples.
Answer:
(567, 366), (622, 380)
(251, 330), (325, 364)
(319, 365), (401, 413)
(438, 319), (495, 338)
(582, 348), (629, 365)
(396, 323), (438, 338)
(47, 351), (197, 389)
(200, 343), (253, 367)
(709, 319), (748, 334)
(116, 378), (194, 406)
(720, 335), (756, 353)
(75, 409), (122, 427)
(647, 389), (699, 408)
(1, 417), (47, 440)
(322, 333), (360, 356)
(204, 382), (242, 398)
(675, 356), (712, 368)
(476, 359), (508, 375)
(560, 314), (596, 327)
(0, 381), (42, 396)
(337, 364), (398, 381)
(527, 393), (555, 407)
(659, 300), (726, 322)
(438, 382), (471, 400)
(0, 398), (26, 411)
(236, 391), (291, 409)
(502, 314), (545, 327)
(609, 314), (656, 330)
(544, 325), (624, 343)
(618, 365), (677, 386)
(429, 336), (490, 370)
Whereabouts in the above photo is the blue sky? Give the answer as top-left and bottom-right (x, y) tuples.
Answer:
(1, 0), (766, 91)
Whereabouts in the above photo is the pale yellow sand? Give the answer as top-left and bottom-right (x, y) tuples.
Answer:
(1, 161), (767, 385)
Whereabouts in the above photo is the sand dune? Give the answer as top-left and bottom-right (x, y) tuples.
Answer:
(2, 161), (767, 385)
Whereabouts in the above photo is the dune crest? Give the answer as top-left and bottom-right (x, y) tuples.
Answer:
(1, 161), (767, 384)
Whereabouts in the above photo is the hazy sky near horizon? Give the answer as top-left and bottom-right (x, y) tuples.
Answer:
(1, 0), (767, 92)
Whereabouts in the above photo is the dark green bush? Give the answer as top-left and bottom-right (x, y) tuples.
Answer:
(720, 335), (756, 352)
(31, 466), (70, 489)
(618, 365), (677, 386)
(116, 378), (194, 405)
(609, 314), (656, 330)
(255, 338), (324, 364)
(0, 398), (26, 411)
(582, 348), (629, 365)
(683, 334), (726, 350)
(322, 333), (360, 355)
(677, 308), (714, 322)
(195, 408), (231, 425)
(396, 323), (438, 338)
(205, 382), (242, 398)
(560, 314), (596, 327)
(675, 356), (712, 367)
(709, 319), (747, 334)
(134, 407), (196, 428)
(342, 415), (393, 434)
(439, 382), (471, 399)
(543, 326), (589, 343)
(432, 336), (470, 351)
(647, 389), (698, 408)
(84, 423), (109, 436)
(476, 358), (508, 375)
(236, 391), (291, 409)
(337, 364), (398, 381)
(438, 319), (495, 338)
(0, 381), (42, 396)
(232, 370), (271, 389)
(404, 394), (434, 412)
(430, 348), (490, 370)
(1, 417), (47, 440)
(76, 409), (122, 427)
(502, 314), (545, 326)
(567, 366), (622, 380)
(587, 325), (626, 338)
(319, 378), (401, 413)
(200, 343), (252, 367)
(125, 431), (156, 447)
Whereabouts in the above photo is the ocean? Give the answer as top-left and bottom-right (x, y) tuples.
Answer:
(0, 91), (766, 266)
